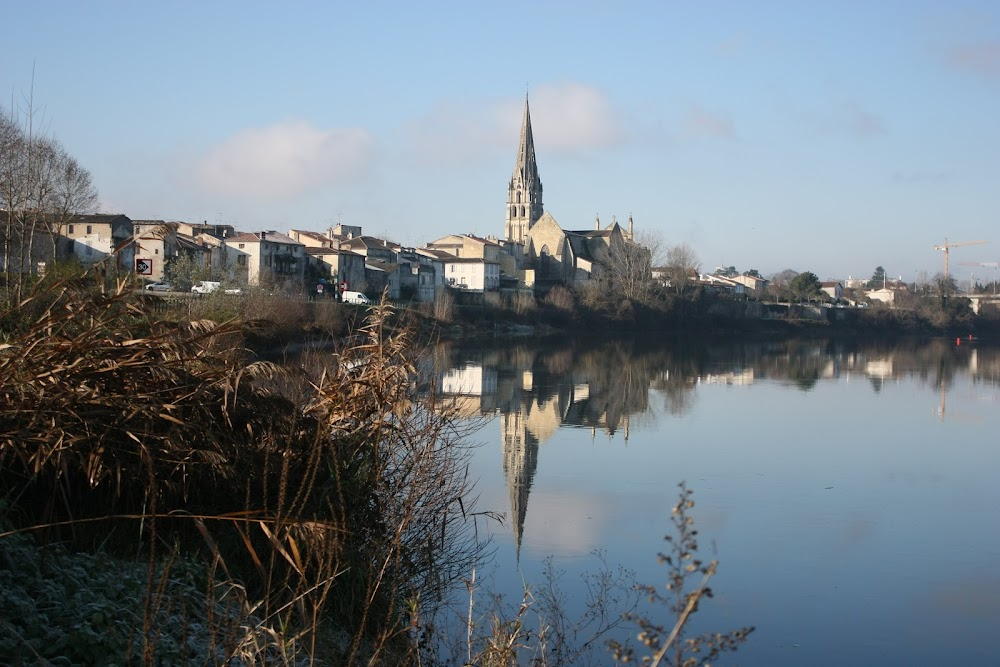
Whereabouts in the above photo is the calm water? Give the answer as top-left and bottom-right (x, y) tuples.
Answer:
(434, 336), (1000, 666)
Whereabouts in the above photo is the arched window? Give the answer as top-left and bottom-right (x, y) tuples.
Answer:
(520, 205), (526, 217)
(517, 191), (521, 203)
(510, 206), (516, 218)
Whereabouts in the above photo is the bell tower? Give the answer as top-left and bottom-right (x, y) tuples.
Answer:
(505, 94), (543, 244)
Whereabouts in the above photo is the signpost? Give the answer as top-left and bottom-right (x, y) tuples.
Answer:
(135, 258), (152, 276)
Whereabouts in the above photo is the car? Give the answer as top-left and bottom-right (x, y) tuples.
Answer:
(145, 281), (172, 292)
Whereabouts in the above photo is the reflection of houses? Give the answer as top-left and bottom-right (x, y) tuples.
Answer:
(439, 363), (498, 419)
(699, 369), (755, 385)
(491, 345), (650, 554)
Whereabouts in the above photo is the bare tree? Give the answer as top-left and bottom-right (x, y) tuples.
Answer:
(42, 144), (98, 256)
(1, 99), (98, 305)
(603, 230), (663, 302)
(661, 242), (700, 295)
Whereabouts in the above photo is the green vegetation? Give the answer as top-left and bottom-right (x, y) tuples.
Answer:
(788, 271), (822, 301)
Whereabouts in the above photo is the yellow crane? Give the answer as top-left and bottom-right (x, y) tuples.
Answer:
(933, 239), (987, 290)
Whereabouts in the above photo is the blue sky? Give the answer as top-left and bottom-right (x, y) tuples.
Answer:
(3, 1), (998, 281)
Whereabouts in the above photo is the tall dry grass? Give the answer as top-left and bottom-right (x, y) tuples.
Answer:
(0, 273), (486, 664)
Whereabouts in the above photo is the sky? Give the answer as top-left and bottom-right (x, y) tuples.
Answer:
(3, 1), (999, 281)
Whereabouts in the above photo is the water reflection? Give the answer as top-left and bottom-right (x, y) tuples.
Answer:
(431, 337), (1000, 559)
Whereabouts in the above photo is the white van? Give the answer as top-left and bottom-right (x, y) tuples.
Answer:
(342, 291), (372, 305)
(191, 280), (221, 294)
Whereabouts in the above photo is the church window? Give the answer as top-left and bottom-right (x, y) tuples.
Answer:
(520, 206), (525, 217)
(517, 192), (521, 203)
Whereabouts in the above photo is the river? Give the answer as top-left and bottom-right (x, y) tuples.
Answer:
(431, 335), (1000, 666)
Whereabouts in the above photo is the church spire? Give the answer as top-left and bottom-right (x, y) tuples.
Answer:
(505, 94), (543, 244)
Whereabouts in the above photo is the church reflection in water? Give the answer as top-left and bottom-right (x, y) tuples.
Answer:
(431, 337), (1000, 554)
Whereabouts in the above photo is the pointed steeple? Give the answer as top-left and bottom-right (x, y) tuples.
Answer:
(515, 94), (539, 184)
(505, 94), (544, 244)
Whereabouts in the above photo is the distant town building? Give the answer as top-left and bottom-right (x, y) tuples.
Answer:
(820, 281), (844, 300)
(223, 231), (305, 287)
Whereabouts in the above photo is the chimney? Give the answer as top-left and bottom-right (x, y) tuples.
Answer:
(628, 214), (634, 241)
(595, 214), (600, 231)
(260, 231), (267, 241)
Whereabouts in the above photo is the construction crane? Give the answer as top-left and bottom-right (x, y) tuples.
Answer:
(933, 239), (988, 292)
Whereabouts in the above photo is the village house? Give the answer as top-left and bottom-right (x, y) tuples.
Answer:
(730, 274), (769, 294)
(699, 273), (748, 295)
(132, 220), (179, 282)
(821, 281), (844, 301)
(223, 231), (305, 288)
(64, 214), (135, 273)
(304, 246), (366, 294)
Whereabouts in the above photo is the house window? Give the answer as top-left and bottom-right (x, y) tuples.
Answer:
(238, 243), (245, 249)
(238, 256), (247, 266)
(450, 265), (455, 272)
(68, 224), (74, 234)
(154, 249), (159, 255)
(86, 225), (92, 234)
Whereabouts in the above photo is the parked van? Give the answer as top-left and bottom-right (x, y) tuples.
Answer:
(342, 290), (372, 305)
(191, 281), (221, 294)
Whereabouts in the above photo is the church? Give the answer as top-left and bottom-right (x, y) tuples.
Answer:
(505, 95), (638, 290)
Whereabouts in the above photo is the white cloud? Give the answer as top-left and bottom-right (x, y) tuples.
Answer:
(526, 83), (625, 153)
(194, 121), (373, 200)
(402, 83), (624, 166)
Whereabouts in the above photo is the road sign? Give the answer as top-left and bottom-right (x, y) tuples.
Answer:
(135, 258), (153, 275)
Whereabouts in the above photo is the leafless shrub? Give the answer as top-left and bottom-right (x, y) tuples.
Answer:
(544, 285), (575, 312)
(435, 289), (455, 323)
(511, 291), (536, 316)
(610, 482), (754, 666)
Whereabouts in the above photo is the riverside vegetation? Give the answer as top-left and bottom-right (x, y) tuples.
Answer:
(0, 266), (753, 665)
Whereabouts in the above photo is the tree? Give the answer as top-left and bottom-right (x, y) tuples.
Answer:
(743, 268), (761, 278)
(604, 230), (662, 301)
(660, 242), (699, 295)
(867, 265), (886, 289)
(788, 271), (822, 301)
(718, 265), (738, 277)
(1, 100), (98, 305)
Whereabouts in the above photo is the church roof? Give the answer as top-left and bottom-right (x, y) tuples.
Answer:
(512, 94), (541, 187)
